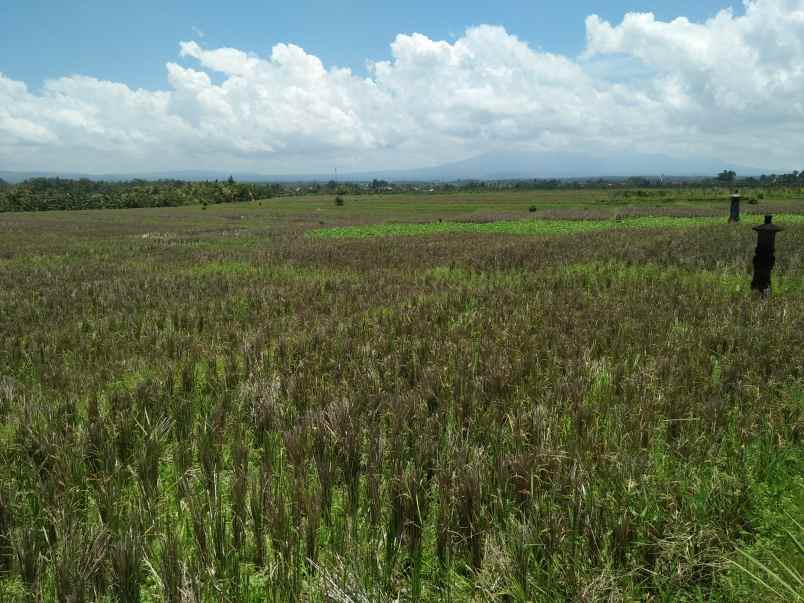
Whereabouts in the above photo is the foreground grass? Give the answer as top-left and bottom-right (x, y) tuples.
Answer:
(0, 198), (802, 601)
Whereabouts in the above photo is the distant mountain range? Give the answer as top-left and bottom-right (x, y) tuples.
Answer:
(353, 151), (767, 181)
(0, 151), (769, 184)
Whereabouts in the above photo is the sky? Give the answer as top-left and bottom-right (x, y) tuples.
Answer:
(2, 0), (803, 175)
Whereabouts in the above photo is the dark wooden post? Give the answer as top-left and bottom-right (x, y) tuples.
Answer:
(751, 215), (783, 296)
(729, 191), (741, 223)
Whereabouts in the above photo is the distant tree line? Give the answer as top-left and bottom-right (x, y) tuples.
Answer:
(0, 178), (284, 213)
(2, 168), (803, 213)
(741, 170), (804, 186)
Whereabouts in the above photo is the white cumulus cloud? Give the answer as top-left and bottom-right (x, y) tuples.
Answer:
(1, 0), (803, 173)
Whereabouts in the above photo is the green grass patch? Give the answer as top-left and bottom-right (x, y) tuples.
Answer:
(720, 387), (804, 600)
(562, 261), (804, 296)
(260, 264), (358, 283)
(185, 260), (257, 277)
(420, 266), (530, 289)
(418, 260), (804, 297)
(309, 214), (804, 239)
(183, 260), (358, 290)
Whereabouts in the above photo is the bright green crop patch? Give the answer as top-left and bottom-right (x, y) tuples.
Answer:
(309, 214), (804, 239)
(185, 260), (256, 277)
(562, 261), (804, 296)
(420, 261), (804, 297)
(184, 261), (357, 284)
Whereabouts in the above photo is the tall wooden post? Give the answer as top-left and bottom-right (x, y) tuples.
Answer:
(751, 215), (783, 296)
(729, 191), (741, 223)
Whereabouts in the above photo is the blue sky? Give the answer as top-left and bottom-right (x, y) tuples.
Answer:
(3, 1), (741, 90)
(2, 1), (802, 175)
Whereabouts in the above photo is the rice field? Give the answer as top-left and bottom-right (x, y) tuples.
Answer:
(0, 190), (802, 601)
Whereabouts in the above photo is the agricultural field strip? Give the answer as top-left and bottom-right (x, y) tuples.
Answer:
(309, 213), (804, 239)
(180, 261), (804, 298)
(1, 207), (803, 600)
(419, 263), (804, 296)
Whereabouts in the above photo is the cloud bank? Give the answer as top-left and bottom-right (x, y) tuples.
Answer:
(2, 0), (803, 173)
